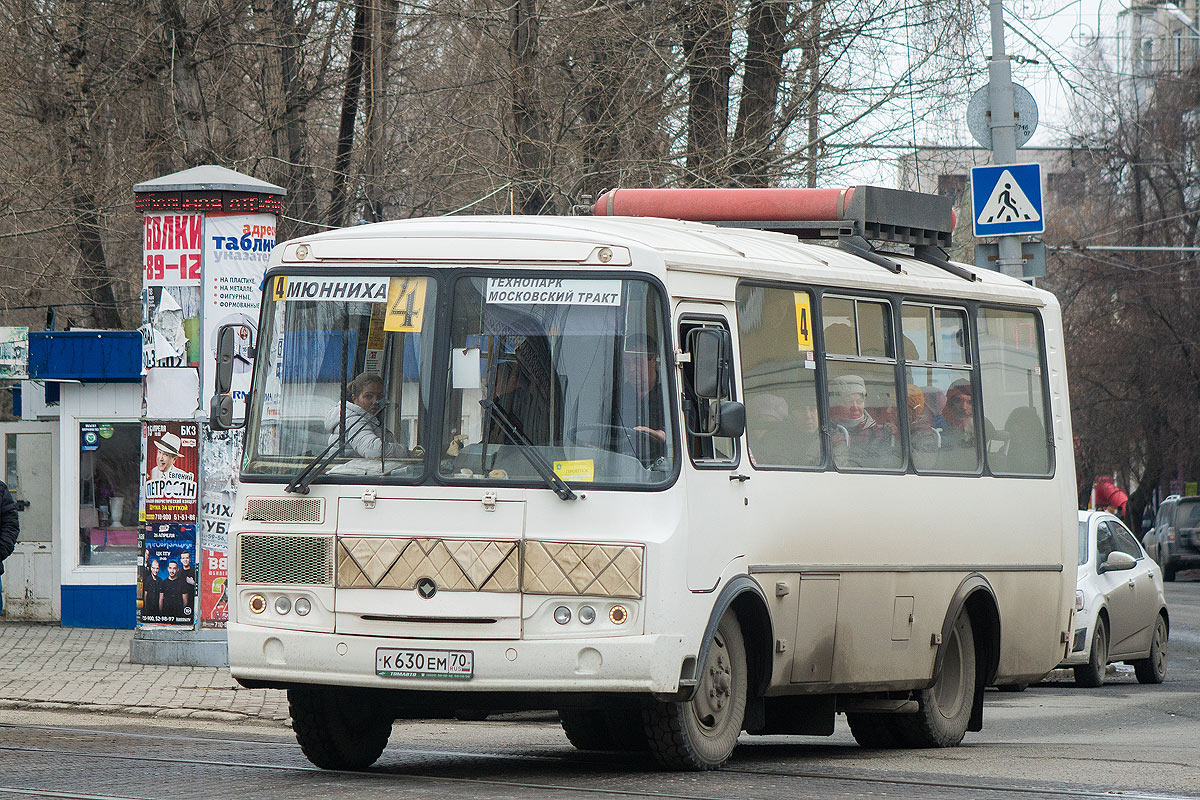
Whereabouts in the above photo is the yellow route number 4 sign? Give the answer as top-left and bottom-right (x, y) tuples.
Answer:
(793, 292), (813, 352)
(384, 277), (428, 332)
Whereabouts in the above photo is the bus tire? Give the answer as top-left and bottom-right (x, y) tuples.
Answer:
(288, 686), (392, 770)
(896, 610), (976, 748)
(644, 612), (747, 770)
(846, 712), (905, 748)
(1074, 618), (1108, 688)
(560, 709), (616, 751)
(559, 706), (651, 752)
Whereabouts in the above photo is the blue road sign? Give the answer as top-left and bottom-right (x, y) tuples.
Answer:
(971, 163), (1044, 237)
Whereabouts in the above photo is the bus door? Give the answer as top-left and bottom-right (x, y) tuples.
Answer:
(676, 307), (747, 591)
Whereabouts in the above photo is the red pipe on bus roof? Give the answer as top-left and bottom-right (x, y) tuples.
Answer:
(591, 187), (857, 222)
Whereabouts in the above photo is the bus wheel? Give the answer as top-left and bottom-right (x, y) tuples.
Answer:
(897, 611), (976, 747)
(645, 612), (747, 770)
(288, 686), (393, 770)
(846, 712), (905, 748)
(559, 705), (650, 752)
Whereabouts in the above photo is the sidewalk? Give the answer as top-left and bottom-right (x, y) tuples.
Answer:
(0, 621), (290, 724)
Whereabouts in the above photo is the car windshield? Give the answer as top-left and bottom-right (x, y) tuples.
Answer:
(439, 275), (675, 487)
(1177, 501), (1200, 530)
(244, 274), (436, 480)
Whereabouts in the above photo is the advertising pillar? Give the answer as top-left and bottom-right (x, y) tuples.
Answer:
(131, 166), (284, 665)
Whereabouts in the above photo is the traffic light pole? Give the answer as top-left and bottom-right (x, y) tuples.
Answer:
(987, 0), (1025, 278)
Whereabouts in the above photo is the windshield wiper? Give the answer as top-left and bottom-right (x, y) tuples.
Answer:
(285, 403), (383, 494)
(479, 399), (576, 501)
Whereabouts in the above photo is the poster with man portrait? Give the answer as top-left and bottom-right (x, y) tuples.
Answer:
(143, 421), (199, 522)
(137, 522), (197, 627)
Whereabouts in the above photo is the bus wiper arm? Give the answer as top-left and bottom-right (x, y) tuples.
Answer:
(479, 399), (576, 501)
(285, 405), (384, 494)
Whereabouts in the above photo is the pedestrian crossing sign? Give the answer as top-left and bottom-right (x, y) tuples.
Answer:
(970, 163), (1044, 237)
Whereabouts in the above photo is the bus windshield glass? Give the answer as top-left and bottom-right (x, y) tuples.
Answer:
(439, 275), (674, 487)
(244, 274), (437, 481)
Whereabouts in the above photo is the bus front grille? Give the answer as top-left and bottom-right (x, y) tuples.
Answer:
(244, 497), (324, 523)
(240, 535), (332, 584)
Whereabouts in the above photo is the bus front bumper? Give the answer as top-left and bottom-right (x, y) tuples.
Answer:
(228, 623), (693, 696)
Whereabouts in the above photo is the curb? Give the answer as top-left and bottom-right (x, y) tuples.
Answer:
(0, 698), (290, 725)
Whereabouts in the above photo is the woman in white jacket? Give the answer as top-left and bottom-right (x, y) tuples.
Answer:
(324, 372), (409, 459)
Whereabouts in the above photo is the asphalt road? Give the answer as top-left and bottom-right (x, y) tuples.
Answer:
(1, 577), (1197, 800)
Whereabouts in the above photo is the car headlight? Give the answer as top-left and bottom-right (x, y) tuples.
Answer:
(1074, 589), (1085, 612)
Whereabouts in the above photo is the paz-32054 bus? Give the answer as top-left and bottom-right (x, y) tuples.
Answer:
(211, 186), (1076, 770)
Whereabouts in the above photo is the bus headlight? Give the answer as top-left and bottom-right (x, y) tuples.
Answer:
(553, 606), (572, 625)
(274, 595), (292, 615)
(578, 605), (596, 625)
(609, 605), (628, 625)
(248, 594), (267, 614)
(294, 597), (311, 616)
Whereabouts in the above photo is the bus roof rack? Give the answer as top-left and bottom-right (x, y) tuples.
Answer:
(590, 185), (975, 281)
(592, 185), (953, 248)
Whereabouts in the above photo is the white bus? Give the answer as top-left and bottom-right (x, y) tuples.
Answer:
(214, 186), (1076, 771)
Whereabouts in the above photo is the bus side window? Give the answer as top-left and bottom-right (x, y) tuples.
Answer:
(978, 308), (1052, 476)
(680, 319), (737, 465)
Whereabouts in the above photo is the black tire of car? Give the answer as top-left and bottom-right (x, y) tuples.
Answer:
(893, 610), (977, 748)
(1133, 615), (1168, 684)
(1074, 618), (1108, 688)
(846, 712), (906, 748)
(644, 612), (748, 770)
(1163, 555), (1177, 582)
(288, 686), (393, 770)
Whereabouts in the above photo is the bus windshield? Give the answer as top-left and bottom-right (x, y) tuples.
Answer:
(242, 272), (675, 488)
(439, 275), (675, 487)
(244, 274), (437, 481)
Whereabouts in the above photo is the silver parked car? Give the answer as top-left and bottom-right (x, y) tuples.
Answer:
(1059, 511), (1169, 687)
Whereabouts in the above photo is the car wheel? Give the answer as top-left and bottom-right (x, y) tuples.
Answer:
(893, 610), (977, 748)
(1133, 615), (1168, 684)
(1074, 618), (1108, 688)
(644, 612), (747, 769)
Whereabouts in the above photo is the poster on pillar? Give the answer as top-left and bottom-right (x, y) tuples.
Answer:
(199, 427), (241, 628)
(142, 286), (202, 370)
(142, 421), (199, 523)
(144, 213), (203, 287)
(203, 214), (275, 422)
(138, 522), (198, 628)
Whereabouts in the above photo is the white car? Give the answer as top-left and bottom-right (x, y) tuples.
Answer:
(1059, 511), (1169, 686)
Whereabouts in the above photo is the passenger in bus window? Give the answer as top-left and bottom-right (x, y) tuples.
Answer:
(324, 372), (410, 459)
(829, 374), (896, 467)
(908, 384), (940, 470)
(747, 393), (790, 465)
(789, 395), (824, 466)
(617, 335), (666, 462)
(937, 379), (985, 471)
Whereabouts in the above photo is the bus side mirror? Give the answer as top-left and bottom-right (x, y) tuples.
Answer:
(716, 401), (745, 438)
(214, 325), (245, 395)
(690, 328), (731, 399)
(210, 394), (235, 430)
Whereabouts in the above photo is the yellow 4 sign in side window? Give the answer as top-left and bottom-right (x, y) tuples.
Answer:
(793, 291), (813, 353)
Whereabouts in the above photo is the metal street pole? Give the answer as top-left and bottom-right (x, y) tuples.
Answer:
(988, 0), (1024, 278)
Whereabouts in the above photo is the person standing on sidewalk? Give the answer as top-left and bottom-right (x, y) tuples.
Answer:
(0, 479), (20, 582)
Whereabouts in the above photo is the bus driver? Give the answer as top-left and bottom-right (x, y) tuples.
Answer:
(324, 372), (410, 459)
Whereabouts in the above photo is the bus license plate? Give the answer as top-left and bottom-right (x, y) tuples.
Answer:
(376, 648), (473, 679)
